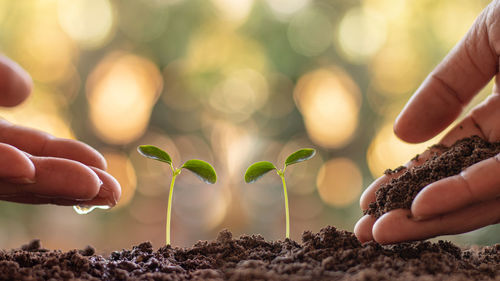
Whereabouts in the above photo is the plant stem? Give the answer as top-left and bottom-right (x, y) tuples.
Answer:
(278, 171), (290, 239)
(166, 170), (179, 245)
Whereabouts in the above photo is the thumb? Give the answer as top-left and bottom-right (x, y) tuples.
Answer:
(0, 55), (32, 107)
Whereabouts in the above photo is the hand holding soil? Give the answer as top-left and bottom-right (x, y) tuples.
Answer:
(0, 55), (121, 207)
(355, 1), (500, 244)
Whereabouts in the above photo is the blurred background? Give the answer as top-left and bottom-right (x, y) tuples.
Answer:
(0, 0), (498, 252)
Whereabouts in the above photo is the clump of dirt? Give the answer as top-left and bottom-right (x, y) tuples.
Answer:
(0, 226), (499, 280)
(365, 135), (500, 218)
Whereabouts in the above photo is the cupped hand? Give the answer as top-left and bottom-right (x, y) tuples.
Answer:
(0, 55), (121, 207)
(355, 1), (500, 244)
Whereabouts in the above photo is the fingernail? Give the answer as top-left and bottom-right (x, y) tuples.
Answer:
(4, 177), (36, 184)
(93, 184), (118, 207)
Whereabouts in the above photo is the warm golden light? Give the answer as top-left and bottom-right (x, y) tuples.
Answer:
(211, 0), (254, 23)
(87, 52), (163, 144)
(102, 151), (137, 210)
(370, 40), (423, 97)
(287, 7), (333, 57)
(266, 0), (310, 17)
(57, 0), (115, 49)
(363, 0), (407, 21)
(430, 0), (484, 49)
(209, 69), (269, 122)
(0, 89), (74, 139)
(294, 68), (361, 149)
(185, 25), (267, 74)
(209, 121), (255, 178)
(366, 122), (440, 178)
(337, 7), (387, 63)
(316, 158), (362, 207)
(15, 13), (76, 83)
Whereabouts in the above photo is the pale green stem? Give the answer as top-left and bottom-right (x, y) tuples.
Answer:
(278, 171), (290, 239)
(166, 170), (180, 245)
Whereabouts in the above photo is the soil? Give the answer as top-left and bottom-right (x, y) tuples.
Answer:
(0, 227), (498, 281)
(1, 135), (499, 280)
(365, 135), (500, 218)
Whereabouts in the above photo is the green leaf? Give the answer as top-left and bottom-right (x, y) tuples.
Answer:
(137, 145), (172, 165)
(285, 148), (316, 167)
(181, 159), (217, 184)
(244, 161), (277, 183)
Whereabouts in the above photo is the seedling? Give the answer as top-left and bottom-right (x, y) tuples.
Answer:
(137, 145), (217, 245)
(244, 148), (316, 239)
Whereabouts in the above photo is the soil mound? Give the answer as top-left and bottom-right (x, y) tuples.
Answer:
(365, 136), (500, 218)
(1, 226), (499, 280)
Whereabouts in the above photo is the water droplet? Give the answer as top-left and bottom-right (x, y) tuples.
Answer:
(73, 205), (110, 215)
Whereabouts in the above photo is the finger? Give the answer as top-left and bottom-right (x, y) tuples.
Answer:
(0, 156), (101, 200)
(0, 143), (35, 183)
(412, 153), (500, 219)
(360, 148), (440, 210)
(394, 4), (498, 143)
(354, 215), (376, 243)
(372, 199), (500, 244)
(83, 167), (121, 207)
(0, 168), (121, 207)
(0, 55), (32, 107)
(0, 119), (106, 170)
(0, 195), (81, 206)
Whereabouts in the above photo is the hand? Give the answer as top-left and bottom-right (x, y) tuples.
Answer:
(0, 55), (121, 207)
(355, 1), (500, 244)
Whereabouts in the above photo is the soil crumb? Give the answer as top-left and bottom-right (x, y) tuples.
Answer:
(0, 227), (499, 280)
(365, 136), (500, 218)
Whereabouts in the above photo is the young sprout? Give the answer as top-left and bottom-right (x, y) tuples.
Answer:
(137, 145), (217, 245)
(244, 148), (316, 239)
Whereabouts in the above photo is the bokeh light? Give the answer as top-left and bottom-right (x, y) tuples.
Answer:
(430, 0), (484, 50)
(369, 40), (423, 97)
(209, 68), (269, 122)
(86, 52), (163, 144)
(57, 0), (115, 49)
(316, 158), (362, 207)
(336, 6), (387, 63)
(0, 0), (497, 250)
(294, 67), (361, 149)
(0, 88), (74, 139)
(366, 122), (441, 177)
(211, 0), (254, 23)
(13, 6), (76, 83)
(102, 151), (137, 210)
(118, 0), (168, 42)
(265, 0), (310, 18)
(288, 7), (333, 57)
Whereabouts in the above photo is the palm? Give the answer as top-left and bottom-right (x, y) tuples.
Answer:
(355, 1), (500, 244)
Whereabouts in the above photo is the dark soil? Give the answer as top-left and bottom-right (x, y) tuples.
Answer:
(0, 227), (498, 281)
(2, 135), (499, 280)
(365, 135), (500, 218)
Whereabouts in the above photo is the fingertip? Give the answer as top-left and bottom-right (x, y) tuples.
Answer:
(373, 209), (413, 244)
(354, 215), (376, 243)
(89, 168), (122, 207)
(411, 188), (433, 218)
(0, 55), (32, 107)
(359, 177), (385, 210)
(393, 113), (429, 144)
(0, 143), (35, 181)
(359, 186), (375, 211)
